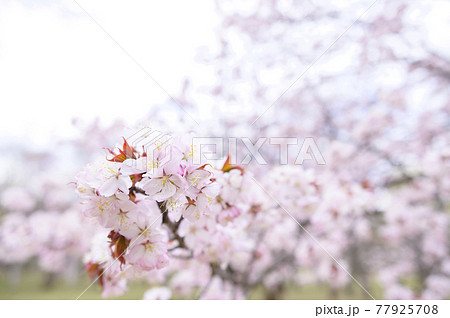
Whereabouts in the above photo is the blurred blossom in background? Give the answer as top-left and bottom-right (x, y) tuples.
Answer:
(0, 0), (449, 299)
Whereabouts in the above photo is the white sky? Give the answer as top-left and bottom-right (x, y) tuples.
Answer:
(0, 0), (449, 148)
(0, 0), (219, 146)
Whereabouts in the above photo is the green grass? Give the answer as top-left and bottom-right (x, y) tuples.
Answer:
(248, 282), (383, 300)
(0, 270), (150, 300)
(0, 269), (383, 300)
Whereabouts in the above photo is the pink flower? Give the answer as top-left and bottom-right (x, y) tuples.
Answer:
(97, 173), (132, 197)
(126, 235), (169, 271)
(142, 174), (184, 202)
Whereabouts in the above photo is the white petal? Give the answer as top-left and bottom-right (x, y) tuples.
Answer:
(187, 170), (210, 188)
(143, 178), (163, 196)
(98, 178), (119, 196)
(202, 182), (220, 198)
(183, 205), (201, 222)
(153, 182), (176, 201)
(117, 175), (132, 193)
(121, 159), (144, 175)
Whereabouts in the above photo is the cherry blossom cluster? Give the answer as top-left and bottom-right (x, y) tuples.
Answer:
(0, 209), (91, 272)
(75, 136), (221, 296)
(75, 131), (450, 300)
(202, 0), (450, 300)
(0, 119), (125, 279)
(76, 136), (379, 299)
(0, 182), (93, 274)
(76, 134), (316, 298)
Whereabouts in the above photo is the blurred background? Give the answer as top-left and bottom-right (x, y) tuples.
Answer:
(0, 0), (449, 299)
